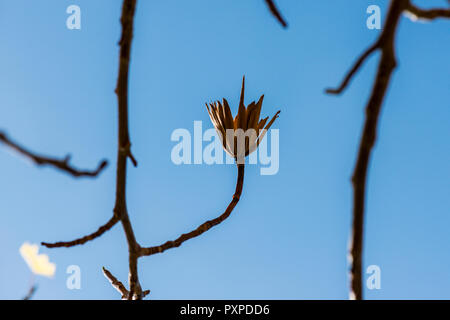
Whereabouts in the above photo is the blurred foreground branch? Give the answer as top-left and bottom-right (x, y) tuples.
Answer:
(326, 0), (449, 299)
(22, 285), (37, 300)
(264, 0), (288, 27)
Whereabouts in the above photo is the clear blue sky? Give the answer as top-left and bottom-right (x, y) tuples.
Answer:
(0, 0), (449, 299)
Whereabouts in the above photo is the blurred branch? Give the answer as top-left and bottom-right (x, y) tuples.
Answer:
(41, 215), (119, 248)
(405, 2), (450, 20)
(326, 0), (449, 300)
(325, 42), (379, 95)
(22, 285), (37, 300)
(0, 131), (108, 178)
(264, 0), (288, 27)
(140, 164), (245, 257)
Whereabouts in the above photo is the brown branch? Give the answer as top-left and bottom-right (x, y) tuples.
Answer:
(121, 142), (138, 167)
(0, 131), (108, 178)
(102, 267), (129, 299)
(32, 0), (257, 300)
(41, 215), (119, 248)
(348, 0), (406, 301)
(103, 267), (150, 300)
(140, 164), (245, 257)
(102, 267), (151, 299)
(264, 0), (288, 27)
(112, 0), (143, 300)
(325, 1), (449, 97)
(405, 3), (450, 21)
(325, 0), (447, 299)
(40, 0), (145, 300)
(325, 42), (379, 95)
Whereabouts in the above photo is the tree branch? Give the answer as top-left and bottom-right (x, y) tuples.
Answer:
(405, 3), (450, 21)
(264, 0), (288, 27)
(0, 131), (108, 178)
(326, 0), (406, 300)
(112, 0), (143, 300)
(40, 0), (145, 300)
(22, 285), (37, 300)
(325, 42), (379, 95)
(325, 0), (450, 299)
(102, 267), (129, 299)
(102, 267), (150, 299)
(140, 164), (245, 257)
(41, 215), (119, 248)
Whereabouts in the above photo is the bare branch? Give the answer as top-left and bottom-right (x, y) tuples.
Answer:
(41, 215), (119, 248)
(0, 131), (108, 178)
(140, 164), (245, 257)
(103, 267), (150, 300)
(114, 0), (141, 300)
(120, 142), (138, 167)
(42, 0), (142, 299)
(346, 0), (450, 300)
(325, 42), (379, 95)
(405, 3), (450, 21)
(102, 267), (129, 299)
(325, 1), (450, 97)
(264, 0), (288, 27)
(325, 0), (443, 299)
(22, 285), (37, 300)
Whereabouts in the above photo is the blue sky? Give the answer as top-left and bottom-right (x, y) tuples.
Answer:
(0, 0), (449, 299)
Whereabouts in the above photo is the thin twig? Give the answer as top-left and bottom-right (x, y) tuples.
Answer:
(103, 267), (150, 300)
(102, 267), (130, 299)
(0, 131), (108, 178)
(140, 164), (245, 257)
(120, 142), (138, 167)
(264, 0), (288, 27)
(41, 215), (119, 248)
(405, 3), (450, 21)
(325, 42), (379, 95)
(22, 285), (37, 300)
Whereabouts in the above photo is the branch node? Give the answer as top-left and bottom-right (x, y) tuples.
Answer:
(120, 142), (138, 167)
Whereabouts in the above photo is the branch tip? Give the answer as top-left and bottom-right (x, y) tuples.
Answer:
(0, 131), (108, 178)
(264, 0), (288, 28)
